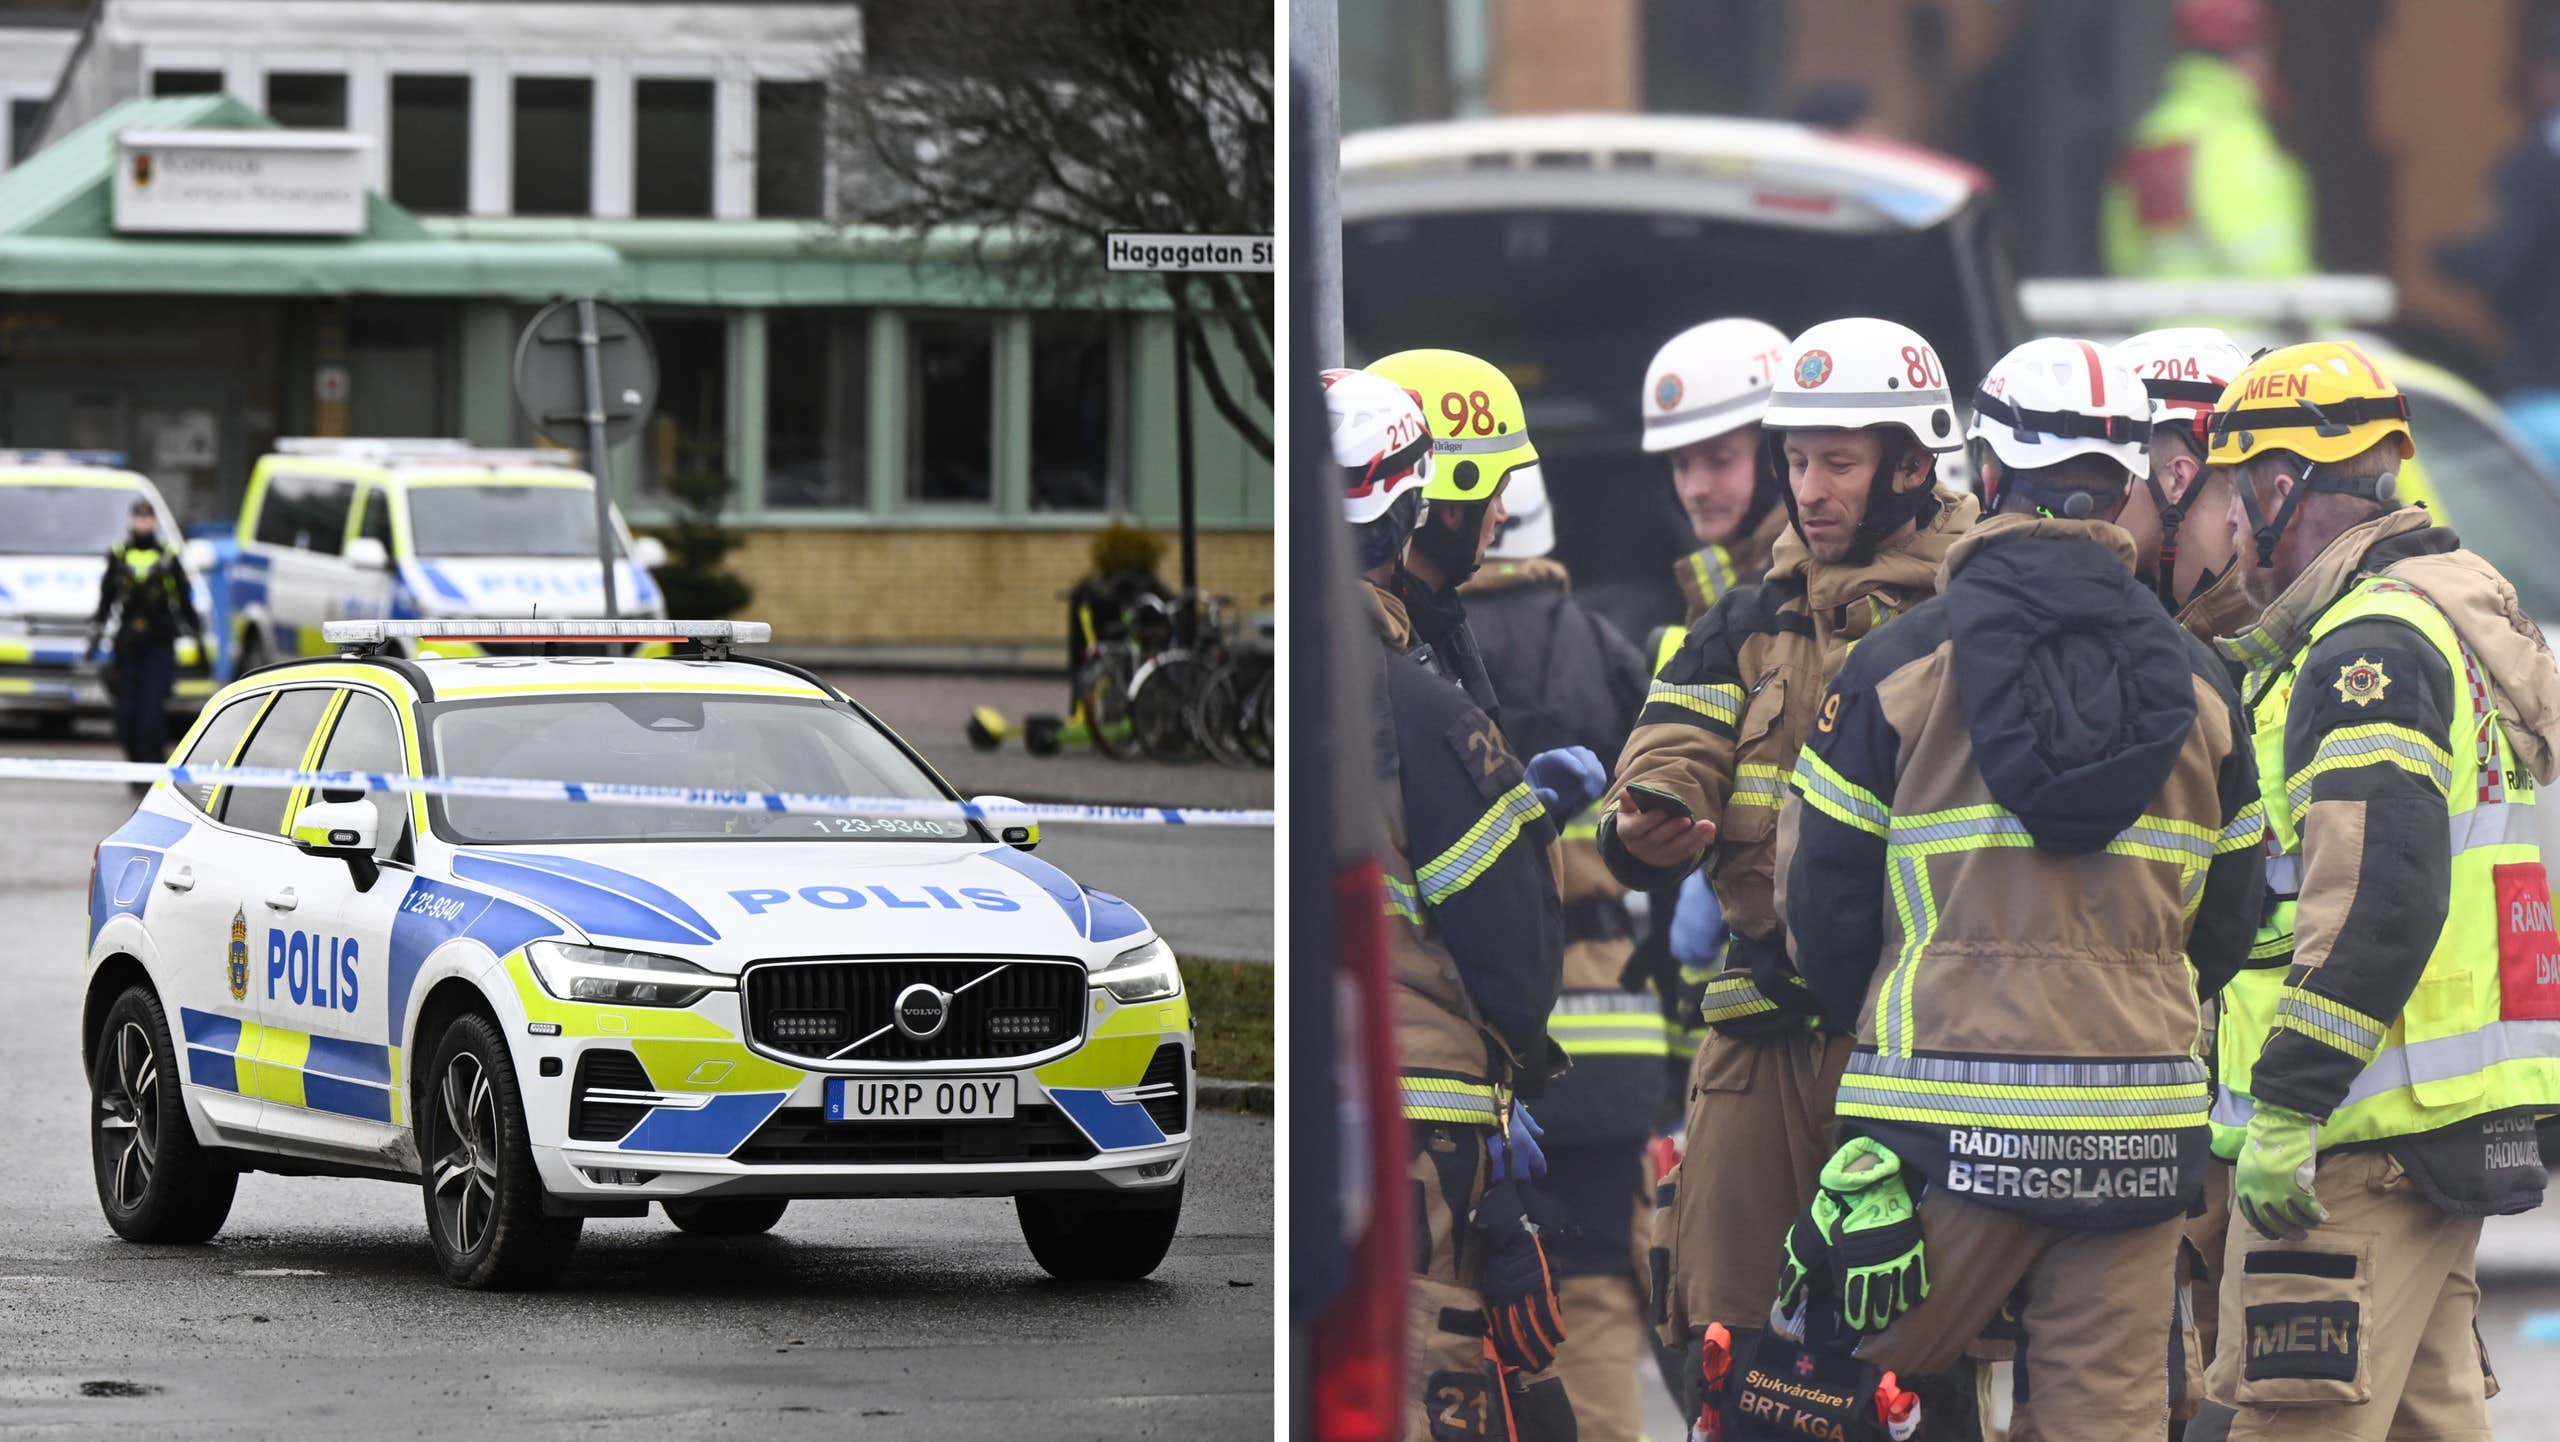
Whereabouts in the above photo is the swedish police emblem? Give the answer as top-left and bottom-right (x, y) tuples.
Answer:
(228, 907), (249, 1002)
(2334, 656), (2391, 708)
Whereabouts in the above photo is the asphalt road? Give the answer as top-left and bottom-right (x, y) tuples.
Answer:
(0, 729), (1274, 1439)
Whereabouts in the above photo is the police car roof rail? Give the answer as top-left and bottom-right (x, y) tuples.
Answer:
(273, 437), (580, 470)
(0, 448), (131, 468)
(236, 650), (436, 701)
(720, 650), (851, 703)
(322, 619), (772, 661)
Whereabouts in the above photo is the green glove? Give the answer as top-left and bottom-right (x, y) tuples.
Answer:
(1774, 1185), (1844, 1317)
(2235, 1103), (2327, 1241)
(1821, 1138), (1927, 1334)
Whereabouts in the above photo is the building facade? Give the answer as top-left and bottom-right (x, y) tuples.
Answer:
(0, 0), (1271, 648)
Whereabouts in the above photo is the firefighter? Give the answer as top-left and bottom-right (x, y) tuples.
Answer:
(2101, 0), (2313, 282)
(1324, 365), (1578, 1441)
(1761, 337), (2263, 1441)
(87, 497), (203, 782)
(1640, 318), (1795, 626)
(1598, 316), (1979, 1414)
(1460, 456), (1656, 1442)
(2188, 341), (2560, 1440)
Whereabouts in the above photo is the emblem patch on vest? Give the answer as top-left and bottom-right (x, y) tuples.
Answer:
(2333, 656), (2390, 707)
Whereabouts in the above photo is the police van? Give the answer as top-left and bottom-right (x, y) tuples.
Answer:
(82, 620), (1193, 1289)
(0, 452), (214, 730)
(225, 439), (670, 675)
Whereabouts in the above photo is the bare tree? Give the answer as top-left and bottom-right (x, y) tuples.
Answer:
(836, 0), (1273, 458)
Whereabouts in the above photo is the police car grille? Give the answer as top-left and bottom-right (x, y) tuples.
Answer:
(1140, 1042), (1188, 1135)
(743, 959), (1087, 1064)
(730, 1104), (1098, 1165)
(569, 1049), (652, 1142)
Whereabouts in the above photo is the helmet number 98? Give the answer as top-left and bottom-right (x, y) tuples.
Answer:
(1901, 346), (1944, 390)
(1440, 390), (1498, 437)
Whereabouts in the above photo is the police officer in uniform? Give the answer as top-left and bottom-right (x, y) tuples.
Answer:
(1776, 338), (2264, 1440)
(1599, 317), (1979, 1414)
(88, 498), (203, 781)
(1323, 366), (1575, 1441)
(1460, 457), (1654, 1441)
(2190, 342), (2560, 1440)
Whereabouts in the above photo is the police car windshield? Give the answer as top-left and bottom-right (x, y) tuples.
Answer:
(404, 485), (628, 559)
(0, 484), (145, 555)
(426, 693), (973, 843)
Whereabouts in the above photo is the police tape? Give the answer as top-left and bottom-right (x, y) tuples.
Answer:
(0, 756), (1276, 829)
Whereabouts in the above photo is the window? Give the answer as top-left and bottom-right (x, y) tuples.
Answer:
(253, 474), (354, 554)
(314, 693), (408, 858)
(765, 310), (868, 508)
(151, 71), (222, 98)
(755, 80), (824, 219)
(219, 690), (332, 835)
(633, 78), (713, 218)
(1031, 314), (1121, 511)
(390, 75), (469, 215)
(905, 317), (994, 504)
(9, 98), (44, 165)
(267, 72), (348, 130)
(355, 487), (394, 554)
(176, 696), (264, 813)
(635, 313), (728, 505)
(512, 76), (593, 216)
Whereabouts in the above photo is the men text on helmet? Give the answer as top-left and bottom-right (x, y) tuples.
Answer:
(1762, 317), (1963, 565)
(1966, 337), (2152, 524)
(2112, 327), (2250, 609)
(1367, 348), (1536, 588)
(1322, 366), (1435, 574)
(1642, 318), (1790, 547)
(2207, 339), (2415, 607)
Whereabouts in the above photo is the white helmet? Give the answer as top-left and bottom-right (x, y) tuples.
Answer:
(1484, 464), (1552, 560)
(1322, 367), (1434, 524)
(1639, 318), (1791, 453)
(2111, 326), (2250, 454)
(1968, 338), (2151, 478)
(1764, 317), (1964, 453)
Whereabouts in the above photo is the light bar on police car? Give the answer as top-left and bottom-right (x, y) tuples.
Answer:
(0, 448), (129, 467)
(321, 619), (771, 646)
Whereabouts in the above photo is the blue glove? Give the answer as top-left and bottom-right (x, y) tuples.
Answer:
(1525, 746), (1606, 819)
(1489, 1104), (1547, 1182)
(1669, 869), (1726, 974)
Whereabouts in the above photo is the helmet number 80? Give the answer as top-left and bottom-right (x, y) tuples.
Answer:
(1440, 390), (1498, 436)
(1901, 346), (1944, 390)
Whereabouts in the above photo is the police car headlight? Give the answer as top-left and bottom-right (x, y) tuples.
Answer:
(1092, 937), (1183, 1003)
(526, 941), (734, 1008)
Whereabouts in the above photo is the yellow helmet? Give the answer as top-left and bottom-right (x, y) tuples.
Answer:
(2206, 339), (2416, 468)
(1365, 348), (1539, 502)
(2209, 339), (2416, 567)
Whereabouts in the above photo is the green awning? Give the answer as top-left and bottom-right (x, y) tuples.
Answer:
(0, 94), (617, 298)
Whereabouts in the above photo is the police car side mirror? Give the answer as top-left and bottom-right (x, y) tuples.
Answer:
(974, 795), (1040, 852)
(630, 535), (669, 571)
(291, 796), (380, 891)
(345, 537), (390, 570)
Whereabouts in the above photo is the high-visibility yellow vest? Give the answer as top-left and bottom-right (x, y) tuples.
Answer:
(2213, 576), (2560, 1157)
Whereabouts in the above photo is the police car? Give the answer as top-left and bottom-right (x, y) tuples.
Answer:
(225, 439), (669, 675)
(82, 620), (1193, 1289)
(0, 452), (215, 730)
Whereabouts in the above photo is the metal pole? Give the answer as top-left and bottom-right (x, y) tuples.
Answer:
(574, 298), (620, 619)
(1290, 0), (1343, 368)
(1174, 312), (1200, 637)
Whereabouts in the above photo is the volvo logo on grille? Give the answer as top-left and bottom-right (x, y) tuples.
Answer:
(893, 982), (952, 1040)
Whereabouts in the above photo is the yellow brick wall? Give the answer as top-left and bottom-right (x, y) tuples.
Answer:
(729, 528), (1275, 645)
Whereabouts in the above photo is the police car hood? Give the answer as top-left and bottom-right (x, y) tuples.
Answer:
(401, 556), (662, 618)
(446, 840), (1150, 969)
(0, 554), (108, 621)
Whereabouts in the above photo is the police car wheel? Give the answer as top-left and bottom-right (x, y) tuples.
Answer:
(417, 1012), (581, 1290)
(661, 1197), (790, 1236)
(89, 986), (237, 1244)
(1015, 1178), (1183, 1281)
